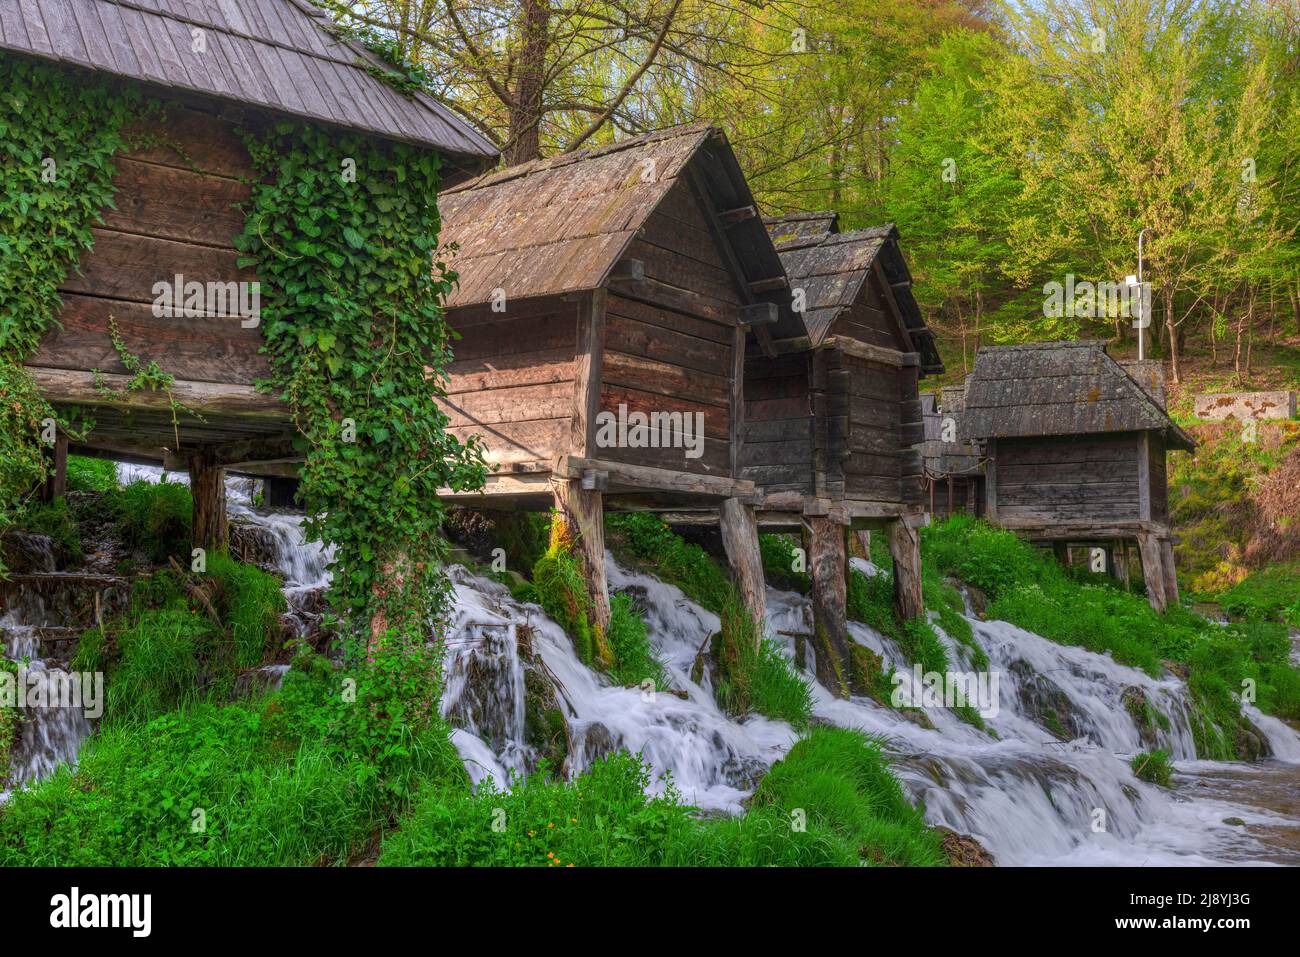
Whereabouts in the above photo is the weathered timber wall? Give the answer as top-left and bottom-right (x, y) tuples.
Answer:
(827, 270), (910, 351)
(743, 351), (813, 493)
(994, 433), (1141, 524)
(441, 296), (579, 468)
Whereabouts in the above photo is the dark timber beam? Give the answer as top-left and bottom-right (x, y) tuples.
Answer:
(188, 450), (228, 553)
(886, 518), (924, 622)
(740, 302), (779, 327)
(720, 497), (766, 629)
(718, 205), (758, 226)
(807, 514), (852, 696)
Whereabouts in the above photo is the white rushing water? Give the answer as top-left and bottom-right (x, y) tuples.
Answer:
(5, 464), (1299, 864)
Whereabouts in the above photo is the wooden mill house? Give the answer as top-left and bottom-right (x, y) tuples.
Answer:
(958, 341), (1195, 611)
(919, 385), (984, 520)
(4, 0), (499, 544)
(752, 213), (944, 692)
(434, 123), (804, 636)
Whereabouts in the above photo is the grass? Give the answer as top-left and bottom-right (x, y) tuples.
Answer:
(759, 533), (808, 593)
(1216, 561), (1300, 626)
(66, 455), (117, 493)
(15, 497), (82, 565)
(606, 513), (732, 614)
(606, 593), (667, 689)
(109, 478), (192, 563)
(713, 593), (813, 728)
(378, 726), (944, 867)
(923, 514), (1300, 757)
(1131, 749), (1174, 787)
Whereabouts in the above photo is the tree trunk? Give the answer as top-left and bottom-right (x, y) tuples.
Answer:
(551, 477), (610, 639)
(719, 497), (765, 634)
(188, 451), (228, 553)
(504, 0), (549, 165)
(1164, 289), (1180, 384)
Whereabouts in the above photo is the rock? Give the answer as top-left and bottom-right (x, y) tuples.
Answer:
(1223, 817), (1247, 827)
(935, 826), (995, 866)
(229, 521), (281, 573)
(1009, 658), (1083, 741)
(1234, 720), (1272, 761)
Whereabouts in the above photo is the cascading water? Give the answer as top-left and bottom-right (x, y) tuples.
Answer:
(8, 463), (1299, 863)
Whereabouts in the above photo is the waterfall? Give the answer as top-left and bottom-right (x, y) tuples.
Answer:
(6, 462), (1298, 864)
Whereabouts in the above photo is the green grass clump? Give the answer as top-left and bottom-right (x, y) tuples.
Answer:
(1131, 749), (1174, 787)
(207, 552), (286, 669)
(605, 594), (668, 689)
(533, 545), (604, 668)
(378, 727), (944, 867)
(606, 513), (731, 614)
(1218, 562), (1300, 625)
(110, 478), (192, 563)
(0, 658), (17, 787)
(714, 593), (813, 728)
(0, 661), (465, 866)
(66, 455), (118, 493)
(104, 607), (209, 722)
(759, 533), (809, 593)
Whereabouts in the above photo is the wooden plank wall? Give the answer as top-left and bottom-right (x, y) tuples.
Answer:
(441, 296), (579, 468)
(994, 434), (1142, 524)
(1147, 433), (1168, 523)
(828, 273), (909, 351)
(27, 101), (280, 447)
(597, 182), (739, 476)
(743, 351), (813, 493)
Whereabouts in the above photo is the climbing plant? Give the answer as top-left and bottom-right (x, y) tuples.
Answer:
(234, 121), (486, 653)
(0, 57), (137, 569)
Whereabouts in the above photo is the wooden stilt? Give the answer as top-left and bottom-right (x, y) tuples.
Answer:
(719, 497), (765, 633)
(886, 518), (924, 622)
(187, 451), (228, 552)
(1159, 537), (1180, 607)
(807, 515), (851, 696)
(551, 477), (610, 637)
(40, 432), (68, 502)
(1052, 541), (1070, 567)
(1137, 532), (1168, 612)
(853, 529), (871, 563)
(1111, 538), (1129, 586)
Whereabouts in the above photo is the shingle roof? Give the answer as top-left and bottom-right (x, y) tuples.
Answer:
(439, 123), (803, 338)
(0, 0), (498, 162)
(960, 340), (1194, 450)
(762, 215), (942, 372)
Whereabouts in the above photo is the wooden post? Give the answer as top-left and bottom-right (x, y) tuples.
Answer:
(946, 475), (954, 515)
(551, 477), (610, 638)
(188, 451), (228, 552)
(853, 529), (871, 563)
(807, 515), (851, 696)
(1159, 537), (1180, 607)
(719, 497), (765, 632)
(1052, 541), (1070, 567)
(1137, 531), (1168, 612)
(1111, 538), (1129, 586)
(886, 518), (924, 622)
(40, 432), (68, 502)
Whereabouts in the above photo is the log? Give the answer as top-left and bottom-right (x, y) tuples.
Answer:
(886, 518), (924, 622)
(719, 497), (765, 631)
(188, 451), (228, 552)
(41, 432), (68, 502)
(1137, 532), (1168, 613)
(807, 514), (851, 696)
(1159, 537), (1180, 607)
(552, 477), (611, 641)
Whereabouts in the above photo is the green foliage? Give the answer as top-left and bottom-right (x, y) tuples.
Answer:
(105, 607), (209, 722)
(0, 661), (465, 866)
(109, 479), (192, 563)
(1131, 749), (1174, 787)
(234, 121), (485, 650)
(0, 658), (17, 787)
(759, 533), (808, 593)
(606, 513), (732, 614)
(532, 543), (602, 668)
(0, 58), (136, 574)
(207, 552), (287, 670)
(713, 594), (813, 728)
(606, 594), (667, 689)
(1218, 563), (1300, 626)
(379, 727), (943, 867)
(65, 455), (118, 493)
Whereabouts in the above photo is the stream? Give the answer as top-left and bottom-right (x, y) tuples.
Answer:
(2, 464), (1298, 865)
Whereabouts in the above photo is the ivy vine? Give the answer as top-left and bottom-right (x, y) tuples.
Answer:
(0, 57), (137, 569)
(234, 122), (486, 651)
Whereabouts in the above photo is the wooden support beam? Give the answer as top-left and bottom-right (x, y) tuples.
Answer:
(770, 335), (811, 355)
(188, 451), (228, 553)
(29, 366), (281, 418)
(740, 302), (779, 327)
(718, 205), (758, 226)
(41, 432), (68, 502)
(606, 259), (645, 283)
(552, 477), (611, 657)
(821, 337), (919, 368)
(571, 289), (606, 458)
(807, 515), (851, 696)
(580, 469), (609, 492)
(1159, 537), (1180, 607)
(885, 518), (923, 622)
(1137, 531), (1168, 612)
(719, 498), (766, 630)
(749, 275), (789, 294)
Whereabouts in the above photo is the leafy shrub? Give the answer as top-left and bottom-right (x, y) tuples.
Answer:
(207, 552), (287, 669)
(66, 455), (118, 493)
(606, 594), (667, 688)
(759, 533), (809, 593)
